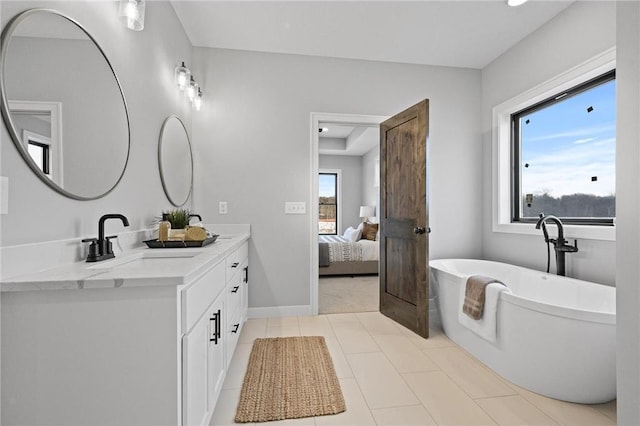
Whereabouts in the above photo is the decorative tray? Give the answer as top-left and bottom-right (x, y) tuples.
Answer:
(143, 235), (218, 249)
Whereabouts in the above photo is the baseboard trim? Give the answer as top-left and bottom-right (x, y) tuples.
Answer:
(248, 305), (312, 318)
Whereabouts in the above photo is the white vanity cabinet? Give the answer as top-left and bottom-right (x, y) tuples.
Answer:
(182, 241), (249, 425)
(223, 242), (249, 367)
(1, 234), (249, 426)
(181, 262), (226, 426)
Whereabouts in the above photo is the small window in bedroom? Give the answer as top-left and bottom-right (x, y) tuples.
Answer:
(511, 69), (616, 225)
(319, 172), (338, 235)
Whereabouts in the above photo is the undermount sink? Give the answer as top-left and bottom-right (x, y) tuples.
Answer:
(87, 249), (202, 270)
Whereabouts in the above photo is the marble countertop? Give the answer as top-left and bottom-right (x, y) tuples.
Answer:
(1, 233), (250, 292)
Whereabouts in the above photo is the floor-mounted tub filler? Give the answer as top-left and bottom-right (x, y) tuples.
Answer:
(429, 258), (616, 404)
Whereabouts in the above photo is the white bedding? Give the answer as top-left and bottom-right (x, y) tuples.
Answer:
(319, 235), (379, 262)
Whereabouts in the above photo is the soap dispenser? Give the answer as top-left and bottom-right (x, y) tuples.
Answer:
(158, 213), (171, 242)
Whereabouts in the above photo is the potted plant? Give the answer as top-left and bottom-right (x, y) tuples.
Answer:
(165, 208), (190, 229)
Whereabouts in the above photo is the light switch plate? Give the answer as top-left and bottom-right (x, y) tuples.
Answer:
(285, 201), (306, 214)
(219, 201), (228, 215)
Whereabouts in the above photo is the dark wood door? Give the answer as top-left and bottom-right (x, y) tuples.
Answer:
(379, 100), (429, 338)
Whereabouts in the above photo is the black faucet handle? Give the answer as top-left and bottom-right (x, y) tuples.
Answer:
(105, 235), (118, 240)
(82, 238), (100, 262)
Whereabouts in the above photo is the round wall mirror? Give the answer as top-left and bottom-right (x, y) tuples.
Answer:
(0, 8), (130, 200)
(158, 115), (193, 207)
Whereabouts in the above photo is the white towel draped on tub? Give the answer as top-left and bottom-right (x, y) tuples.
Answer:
(458, 280), (511, 343)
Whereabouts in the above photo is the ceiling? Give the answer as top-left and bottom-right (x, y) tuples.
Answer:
(171, 0), (575, 156)
(318, 124), (379, 156)
(170, 0), (574, 70)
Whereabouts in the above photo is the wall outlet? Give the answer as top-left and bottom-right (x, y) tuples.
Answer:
(285, 201), (306, 214)
(219, 201), (228, 215)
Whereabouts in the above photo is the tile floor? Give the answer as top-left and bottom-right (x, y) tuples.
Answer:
(210, 313), (616, 426)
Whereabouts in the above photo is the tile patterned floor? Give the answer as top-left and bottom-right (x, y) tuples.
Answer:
(210, 313), (616, 426)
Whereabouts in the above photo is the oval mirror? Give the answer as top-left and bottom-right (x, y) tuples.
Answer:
(0, 9), (130, 200)
(158, 115), (193, 207)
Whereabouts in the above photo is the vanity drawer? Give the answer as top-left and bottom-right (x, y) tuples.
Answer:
(225, 242), (248, 283)
(225, 307), (243, 368)
(225, 270), (243, 325)
(182, 261), (226, 334)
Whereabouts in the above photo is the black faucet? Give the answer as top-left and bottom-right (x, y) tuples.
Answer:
(83, 214), (130, 262)
(535, 214), (578, 276)
(188, 214), (202, 223)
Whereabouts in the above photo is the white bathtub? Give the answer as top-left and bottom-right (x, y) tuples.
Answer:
(429, 258), (616, 404)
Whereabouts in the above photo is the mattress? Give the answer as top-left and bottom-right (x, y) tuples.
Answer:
(319, 235), (379, 262)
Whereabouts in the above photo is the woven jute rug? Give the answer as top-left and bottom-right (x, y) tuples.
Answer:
(234, 336), (346, 423)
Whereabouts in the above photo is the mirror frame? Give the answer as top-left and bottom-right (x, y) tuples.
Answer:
(0, 8), (131, 200)
(158, 115), (193, 207)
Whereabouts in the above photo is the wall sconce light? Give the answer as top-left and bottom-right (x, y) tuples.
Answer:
(193, 88), (204, 111)
(118, 0), (146, 31)
(175, 62), (191, 90)
(174, 61), (204, 110)
(186, 76), (199, 101)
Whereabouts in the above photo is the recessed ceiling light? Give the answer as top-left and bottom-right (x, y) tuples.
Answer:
(507, 0), (528, 6)
(319, 127), (329, 133)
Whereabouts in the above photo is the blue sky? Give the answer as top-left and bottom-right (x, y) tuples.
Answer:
(319, 173), (336, 198)
(520, 79), (616, 197)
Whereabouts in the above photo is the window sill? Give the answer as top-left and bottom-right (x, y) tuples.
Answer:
(492, 221), (615, 241)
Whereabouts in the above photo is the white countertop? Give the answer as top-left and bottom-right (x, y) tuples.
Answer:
(1, 233), (250, 292)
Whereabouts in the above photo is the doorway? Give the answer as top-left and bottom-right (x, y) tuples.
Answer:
(310, 112), (388, 315)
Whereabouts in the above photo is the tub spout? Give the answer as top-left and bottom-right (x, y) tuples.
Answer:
(535, 214), (578, 276)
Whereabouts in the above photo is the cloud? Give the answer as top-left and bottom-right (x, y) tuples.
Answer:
(573, 137), (596, 145)
(526, 123), (615, 143)
(521, 139), (615, 196)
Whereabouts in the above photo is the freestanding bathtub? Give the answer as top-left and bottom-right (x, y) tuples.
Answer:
(429, 258), (616, 404)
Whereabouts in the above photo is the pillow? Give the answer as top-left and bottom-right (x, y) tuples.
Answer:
(343, 227), (361, 242)
(362, 222), (379, 241)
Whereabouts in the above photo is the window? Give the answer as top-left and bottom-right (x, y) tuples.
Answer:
(511, 70), (616, 225)
(26, 138), (51, 176)
(319, 172), (338, 235)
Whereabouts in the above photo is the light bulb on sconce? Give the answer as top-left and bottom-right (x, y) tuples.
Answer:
(186, 76), (199, 101)
(193, 88), (203, 111)
(118, 0), (145, 31)
(175, 62), (191, 90)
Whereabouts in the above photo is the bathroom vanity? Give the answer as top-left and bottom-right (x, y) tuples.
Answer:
(1, 228), (249, 426)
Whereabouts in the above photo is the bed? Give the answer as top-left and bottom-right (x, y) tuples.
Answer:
(319, 230), (379, 276)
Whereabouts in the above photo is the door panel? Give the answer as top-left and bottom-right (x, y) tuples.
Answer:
(380, 99), (429, 338)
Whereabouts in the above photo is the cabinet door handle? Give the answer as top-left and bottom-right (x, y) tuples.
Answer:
(216, 309), (221, 341)
(210, 310), (221, 344)
(231, 286), (240, 293)
(231, 262), (239, 268)
(243, 266), (249, 283)
(232, 323), (240, 333)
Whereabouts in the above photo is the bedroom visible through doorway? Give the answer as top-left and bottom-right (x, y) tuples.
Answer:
(311, 112), (387, 314)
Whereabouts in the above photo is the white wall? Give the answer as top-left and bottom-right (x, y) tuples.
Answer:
(191, 48), (482, 310)
(481, 1), (617, 285)
(361, 146), (380, 221)
(319, 155), (362, 234)
(615, 2), (640, 424)
(0, 1), (193, 251)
